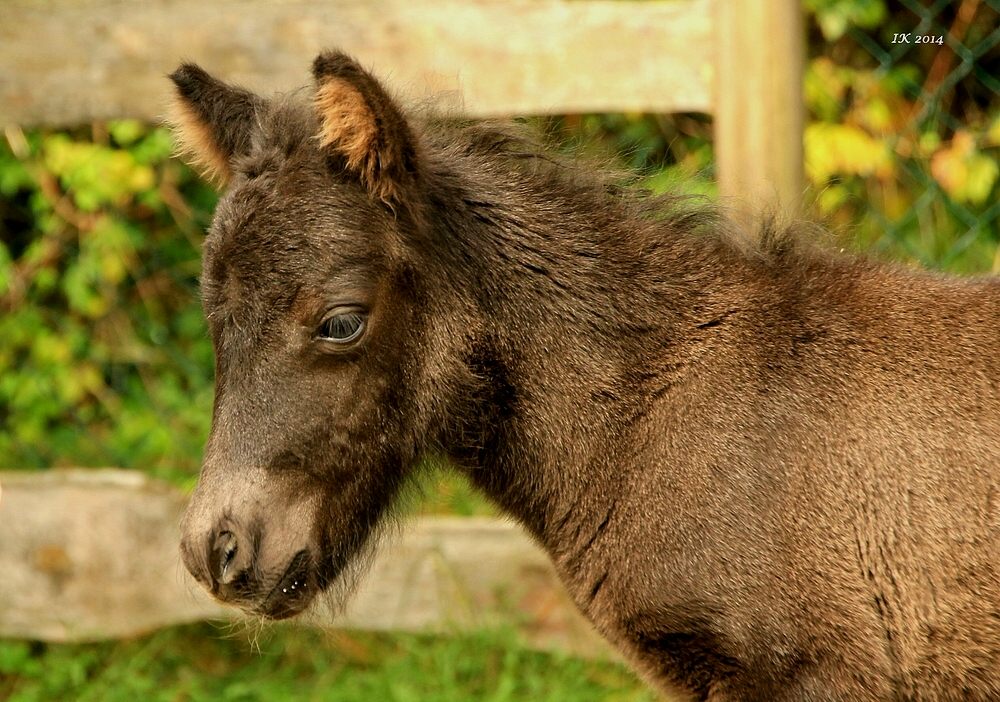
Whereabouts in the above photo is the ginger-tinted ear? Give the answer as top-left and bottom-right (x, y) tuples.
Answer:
(168, 64), (263, 185)
(312, 51), (419, 206)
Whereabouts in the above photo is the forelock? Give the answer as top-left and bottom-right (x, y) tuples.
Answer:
(224, 96), (319, 180)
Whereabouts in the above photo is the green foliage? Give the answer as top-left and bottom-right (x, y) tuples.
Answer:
(0, 624), (654, 702)
(403, 460), (497, 517)
(0, 123), (217, 482)
(805, 0), (887, 41)
(802, 1), (1000, 273)
(534, 112), (717, 197)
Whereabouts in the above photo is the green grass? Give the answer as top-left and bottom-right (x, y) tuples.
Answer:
(404, 461), (497, 518)
(0, 623), (655, 702)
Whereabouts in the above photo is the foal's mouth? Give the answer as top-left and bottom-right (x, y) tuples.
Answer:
(257, 549), (315, 620)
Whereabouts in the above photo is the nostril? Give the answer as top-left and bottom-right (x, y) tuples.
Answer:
(218, 531), (238, 581)
(212, 529), (249, 586)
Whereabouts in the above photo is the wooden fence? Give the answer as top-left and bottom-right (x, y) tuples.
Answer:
(0, 470), (611, 654)
(1, 0), (804, 211)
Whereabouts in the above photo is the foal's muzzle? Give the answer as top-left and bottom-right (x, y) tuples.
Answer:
(180, 523), (316, 619)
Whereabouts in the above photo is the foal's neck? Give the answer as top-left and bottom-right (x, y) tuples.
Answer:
(424, 148), (741, 564)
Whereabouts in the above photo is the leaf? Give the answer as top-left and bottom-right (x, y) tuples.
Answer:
(61, 260), (107, 318)
(43, 136), (155, 211)
(805, 58), (849, 122)
(805, 0), (887, 41)
(804, 123), (893, 184)
(130, 128), (175, 165)
(985, 116), (1000, 148)
(882, 65), (921, 96)
(108, 120), (146, 147)
(918, 131), (941, 157)
(930, 131), (1000, 205)
(0, 242), (13, 298)
(965, 156), (1000, 205)
(848, 71), (912, 135)
(0, 152), (34, 196)
(816, 183), (851, 214)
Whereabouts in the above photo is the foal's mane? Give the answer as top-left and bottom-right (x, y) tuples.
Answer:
(423, 118), (817, 270)
(255, 95), (814, 275)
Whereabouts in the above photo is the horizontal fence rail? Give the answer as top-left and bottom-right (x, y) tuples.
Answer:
(1, 0), (714, 125)
(0, 470), (612, 657)
(0, 0), (805, 215)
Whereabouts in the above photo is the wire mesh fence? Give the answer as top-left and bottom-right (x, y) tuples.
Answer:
(808, 0), (1000, 272)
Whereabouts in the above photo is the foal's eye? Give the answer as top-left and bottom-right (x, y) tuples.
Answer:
(316, 309), (366, 344)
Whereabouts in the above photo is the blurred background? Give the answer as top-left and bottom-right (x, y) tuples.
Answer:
(1, 0), (999, 700)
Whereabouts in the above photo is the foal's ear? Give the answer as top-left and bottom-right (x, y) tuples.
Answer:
(168, 64), (263, 185)
(312, 51), (419, 206)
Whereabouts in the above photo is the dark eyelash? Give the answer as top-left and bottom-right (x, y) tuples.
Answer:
(318, 311), (365, 342)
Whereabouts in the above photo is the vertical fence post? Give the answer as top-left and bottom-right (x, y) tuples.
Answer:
(714, 0), (805, 218)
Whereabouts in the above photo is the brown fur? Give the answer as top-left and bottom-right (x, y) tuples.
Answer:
(167, 98), (231, 184)
(167, 63), (262, 185)
(314, 79), (379, 190)
(311, 53), (421, 207)
(172, 51), (1000, 701)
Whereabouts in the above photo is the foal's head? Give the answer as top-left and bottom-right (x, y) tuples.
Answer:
(173, 53), (440, 618)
